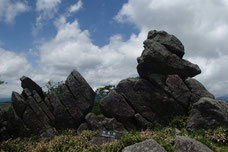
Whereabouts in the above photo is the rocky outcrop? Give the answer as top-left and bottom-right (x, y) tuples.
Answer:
(187, 97), (228, 131)
(0, 109), (9, 141)
(174, 136), (213, 152)
(100, 30), (214, 130)
(10, 69), (95, 136)
(122, 139), (167, 152)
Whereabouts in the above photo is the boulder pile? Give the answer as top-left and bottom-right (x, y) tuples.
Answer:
(10, 70), (95, 136)
(0, 30), (228, 142)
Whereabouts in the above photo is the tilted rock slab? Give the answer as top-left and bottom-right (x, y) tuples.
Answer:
(174, 136), (213, 152)
(187, 97), (228, 131)
(11, 69), (95, 136)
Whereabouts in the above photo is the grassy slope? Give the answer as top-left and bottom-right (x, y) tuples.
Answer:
(0, 127), (227, 152)
(0, 102), (11, 111)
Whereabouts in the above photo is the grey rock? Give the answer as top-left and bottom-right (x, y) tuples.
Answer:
(174, 136), (213, 152)
(100, 90), (135, 122)
(122, 139), (167, 152)
(40, 128), (58, 138)
(77, 123), (89, 133)
(148, 30), (184, 58)
(102, 117), (126, 131)
(163, 75), (191, 108)
(0, 109), (9, 141)
(58, 84), (84, 126)
(187, 97), (228, 131)
(11, 92), (26, 118)
(48, 92), (76, 129)
(20, 76), (45, 100)
(116, 77), (185, 126)
(66, 70), (95, 115)
(85, 113), (105, 130)
(137, 39), (201, 79)
(134, 113), (154, 130)
(185, 78), (215, 103)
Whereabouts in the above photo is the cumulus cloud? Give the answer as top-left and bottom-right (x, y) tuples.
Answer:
(38, 16), (144, 90)
(0, 0), (29, 23)
(0, 48), (31, 97)
(69, 0), (82, 14)
(33, 0), (61, 35)
(115, 0), (228, 96)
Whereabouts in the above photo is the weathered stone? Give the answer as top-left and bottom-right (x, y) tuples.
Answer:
(0, 109), (9, 141)
(122, 139), (167, 152)
(58, 84), (84, 126)
(85, 113), (105, 130)
(163, 75), (191, 108)
(148, 30), (185, 58)
(134, 113), (154, 130)
(77, 123), (89, 133)
(174, 136), (213, 152)
(185, 78), (215, 103)
(101, 117), (125, 131)
(11, 92), (26, 118)
(187, 97), (228, 131)
(100, 90), (135, 122)
(40, 128), (59, 138)
(137, 39), (201, 79)
(20, 76), (45, 99)
(66, 70), (95, 115)
(48, 92), (76, 129)
(116, 77), (185, 126)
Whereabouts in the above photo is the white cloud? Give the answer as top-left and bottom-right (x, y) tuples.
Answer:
(36, 0), (61, 13)
(0, 0), (29, 23)
(0, 48), (31, 97)
(115, 0), (228, 96)
(69, 0), (82, 14)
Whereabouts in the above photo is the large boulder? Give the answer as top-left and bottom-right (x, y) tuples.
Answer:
(137, 38), (201, 79)
(147, 30), (185, 58)
(187, 97), (228, 131)
(174, 136), (213, 152)
(122, 139), (167, 152)
(11, 69), (95, 136)
(101, 77), (185, 129)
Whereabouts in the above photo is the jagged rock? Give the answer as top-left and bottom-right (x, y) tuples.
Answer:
(100, 90), (135, 122)
(187, 97), (228, 131)
(116, 77), (185, 126)
(147, 30), (185, 58)
(163, 75), (191, 108)
(20, 76), (45, 100)
(10, 69), (95, 137)
(122, 139), (167, 152)
(66, 70), (95, 115)
(174, 136), (213, 152)
(90, 136), (117, 146)
(0, 109), (9, 141)
(137, 39), (201, 79)
(77, 123), (89, 133)
(134, 113), (154, 130)
(185, 78), (215, 103)
(85, 113), (125, 131)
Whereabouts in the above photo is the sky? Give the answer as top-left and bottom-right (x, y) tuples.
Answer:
(0, 0), (228, 98)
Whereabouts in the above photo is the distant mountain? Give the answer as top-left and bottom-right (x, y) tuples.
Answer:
(216, 94), (228, 102)
(0, 98), (11, 102)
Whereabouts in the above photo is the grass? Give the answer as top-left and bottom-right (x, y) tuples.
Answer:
(0, 102), (11, 111)
(0, 127), (227, 152)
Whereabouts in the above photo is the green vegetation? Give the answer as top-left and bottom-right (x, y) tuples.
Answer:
(91, 101), (101, 115)
(0, 102), (11, 111)
(0, 127), (227, 152)
(44, 80), (64, 96)
(170, 115), (188, 130)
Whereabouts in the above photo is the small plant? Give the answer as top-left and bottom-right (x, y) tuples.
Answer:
(91, 101), (101, 115)
(170, 115), (188, 130)
(44, 80), (64, 96)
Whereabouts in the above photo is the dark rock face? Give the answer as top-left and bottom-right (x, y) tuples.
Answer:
(137, 39), (201, 79)
(122, 139), (167, 152)
(174, 136), (213, 152)
(101, 77), (185, 129)
(10, 69), (95, 137)
(187, 97), (228, 131)
(83, 113), (125, 131)
(100, 30), (215, 131)
(185, 78), (215, 103)
(147, 30), (185, 58)
(0, 109), (9, 141)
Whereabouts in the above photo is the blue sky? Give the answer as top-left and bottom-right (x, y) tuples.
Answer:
(1, 0), (228, 98)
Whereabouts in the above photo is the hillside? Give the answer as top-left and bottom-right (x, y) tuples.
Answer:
(217, 94), (228, 102)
